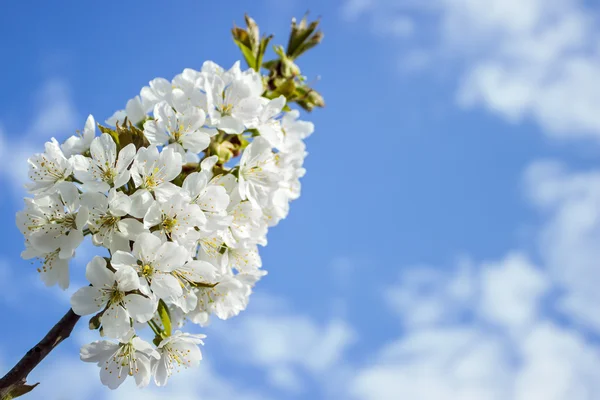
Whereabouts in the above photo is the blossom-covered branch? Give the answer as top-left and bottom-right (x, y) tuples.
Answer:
(1, 13), (323, 397)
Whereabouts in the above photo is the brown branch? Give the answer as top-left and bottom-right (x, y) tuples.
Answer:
(0, 308), (80, 399)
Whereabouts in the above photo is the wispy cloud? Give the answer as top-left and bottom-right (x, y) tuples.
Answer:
(210, 293), (357, 395)
(341, 0), (600, 140)
(0, 78), (80, 197)
(347, 160), (600, 399)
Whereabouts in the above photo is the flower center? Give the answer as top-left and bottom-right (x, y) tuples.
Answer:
(101, 167), (116, 183)
(110, 288), (124, 305)
(141, 264), (154, 277)
(218, 103), (233, 116)
(143, 167), (161, 190)
(162, 217), (178, 233)
(100, 215), (120, 229)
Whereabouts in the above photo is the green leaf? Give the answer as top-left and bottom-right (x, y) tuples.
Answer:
(98, 120), (149, 151)
(262, 59), (279, 70)
(233, 38), (257, 70)
(288, 17), (320, 59)
(292, 30), (324, 59)
(97, 124), (120, 146)
(2, 382), (39, 400)
(244, 14), (260, 53)
(257, 34), (273, 72)
(157, 299), (172, 337)
(115, 119), (150, 150)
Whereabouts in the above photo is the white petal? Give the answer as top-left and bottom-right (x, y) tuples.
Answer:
(153, 355), (170, 387)
(154, 182), (181, 202)
(80, 340), (119, 363)
(129, 190), (154, 218)
(218, 115), (245, 134)
(181, 131), (210, 153)
(133, 355), (152, 388)
(71, 286), (105, 316)
(151, 274), (183, 299)
(116, 144), (136, 174)
(111, 251), (138, 269)
(101, 304), (131, 339)
(91, 134), (117, 168)
(86, 256), (114, 288)
(143, 201), (162, 229)
(154, 242), (189, 272)
(124, 294), (157, 323)
(117, 218), (146, 240)
(108, 190), (131, 216)
(115, 266), (140, 292)
(133, 232), (163, 261)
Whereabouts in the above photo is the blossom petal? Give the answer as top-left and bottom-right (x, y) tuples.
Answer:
(71, 286), (105, 316)
(86, 256), (114, 288)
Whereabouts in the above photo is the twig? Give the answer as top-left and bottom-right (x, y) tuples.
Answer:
(0, 309), (80, 399)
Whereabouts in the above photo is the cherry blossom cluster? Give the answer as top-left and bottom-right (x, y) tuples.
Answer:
(16, 61), (314, 389)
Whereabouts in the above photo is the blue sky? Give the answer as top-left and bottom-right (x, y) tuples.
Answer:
(2, 0), (600, 399)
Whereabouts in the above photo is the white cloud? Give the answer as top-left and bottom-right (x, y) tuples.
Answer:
(0, 78), (79, 196)
(266, 366), (303, 393)
(211, 294), (356, 394)
(342, 0), (600, 140)
(29, 79), (78, 138)
(384, 258), (476, 328)
(525, 161), (600, 331)
(478, 253), (549, 330)
(349, 160), (600, 399)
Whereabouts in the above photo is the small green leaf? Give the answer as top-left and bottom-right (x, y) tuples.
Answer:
(2, 382), (39, 400)
(157, 299), (172, 337)
(244, 14), (260, 53)
(115, 120), (150, 150)
(256, 34), (273, 72)
(97, 124), (120, 146)
(233, 38), (257, 70)
(288, 17), (320, 59)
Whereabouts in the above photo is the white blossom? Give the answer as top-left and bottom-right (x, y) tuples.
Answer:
(204, 68), (263, 133)
(130, 145), (182, 206)
(71, 256), (157, 339)
(16, 183), (87, 259)
(82, 190), (146, 252)
(111, 233), (190, 301)
(144, 101), (211, 155)
(62, 114), (96, 157)
(26, 138), (73, 194)
(81, 332), (159, 389)
(22, 246), (71, 289)
(106, 95), (151, 126)
(152, 331), (205, 386)
(252, 96), (286, 149)
(143, 192), (205, 247)
(238, 136), (280, 207)
(182, 171), (231, 232)
(72, 133), (136, 192)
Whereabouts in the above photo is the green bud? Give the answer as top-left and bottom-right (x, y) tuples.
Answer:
(287, 15), (322, 59)
(212, 141), (235, 165)
(89, 314), (101, 330)
(244, 14), (260, 53)
(307, 89), (325, 108)
(98, 119), (149, 151)
(276, 79), (297, 98)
